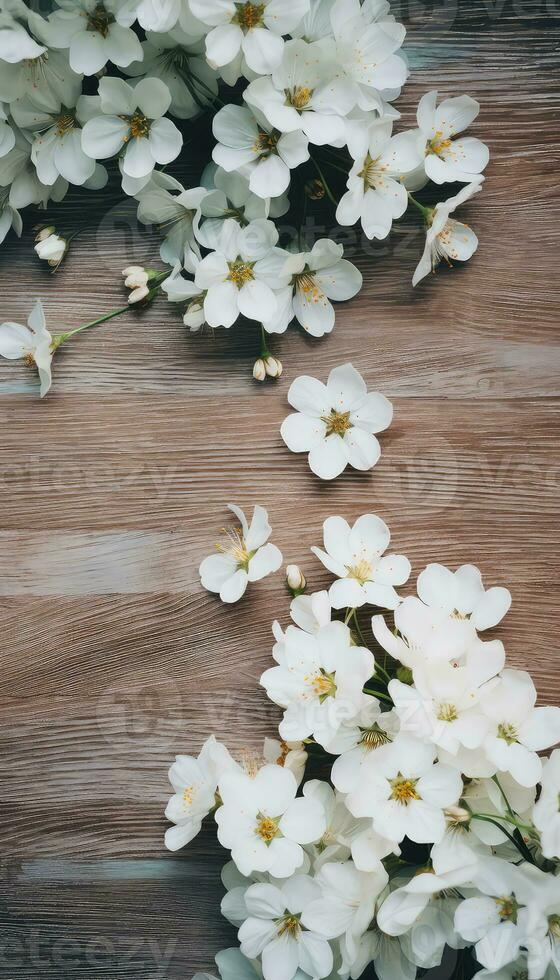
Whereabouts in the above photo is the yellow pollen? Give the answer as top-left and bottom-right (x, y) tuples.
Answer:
(24, 352), (35, 367)
(309, 669), (337, 701)
(234, 2), (265, 28)
(87, 3), (114, 36)
(216, 527), (251, 568)
(252, 130), (278, 156)
(358, 152), (388, 188)
(228, 260), (254, 288)
(287, 86), (313, 110)
(495, 895), (518, 922)
(122, 111), (151, 141)
(426, 131), (453, 157)
(278, 914), (301, 937)
(256, 814), (280, 843)
(497, 722), (518, 745)
(56, 113), (75, 137)
(182, 786), (194, 806)
(390, 775), (421, 805)
(359, 723), (392, 749)
(321, 408), (352, 437)
(437, 702), (458, 722)
(347, 558), (372, 584)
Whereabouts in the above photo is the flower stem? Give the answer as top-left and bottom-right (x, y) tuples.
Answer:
(54, 303), (131, 347)
(469, 813), (536, 864)
(260, 325), (270, 358)
(407, 193), (431, 219)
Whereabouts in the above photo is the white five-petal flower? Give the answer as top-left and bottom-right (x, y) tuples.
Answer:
(0, 298), (53, 396)
(412, 180), (482, 286)
(416, 90), (489, 185)
(199, 503), (283, 603)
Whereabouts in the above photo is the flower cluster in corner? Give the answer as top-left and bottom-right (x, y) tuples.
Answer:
(174, 509), (560, 980)
(0, 0), (489, 395)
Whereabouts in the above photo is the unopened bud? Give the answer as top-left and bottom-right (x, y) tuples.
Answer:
(445, 806), (471, 826)
(35, 225), (56, 242)
(34, 231), (68, 269)
(396, 666), (413, 685)
(253, 357), (266, 381)
(305, 178), (326, 200)
(128, 284), (150, 305)
(264, 355), (282, 378)
(286, 564), (306, 595)
(123, 265), (149, 289)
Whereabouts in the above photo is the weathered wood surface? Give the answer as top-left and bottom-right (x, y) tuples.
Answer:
(1, 4), (559, 977)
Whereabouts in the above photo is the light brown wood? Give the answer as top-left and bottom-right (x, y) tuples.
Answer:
(1, 6), (559, 976)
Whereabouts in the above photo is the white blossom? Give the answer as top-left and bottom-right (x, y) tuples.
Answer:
(412, 180), (482, 286)
(0, 299), (52, 396)
(199, 503), (282, 603)
(416, 90), (489, 184)
(44, 0), (143, 75)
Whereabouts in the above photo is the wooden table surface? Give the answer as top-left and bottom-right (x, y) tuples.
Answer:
(1, 4), (559, 977)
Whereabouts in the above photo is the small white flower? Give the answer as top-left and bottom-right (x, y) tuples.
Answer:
(371, 595), (479, 671)
(44, 0), (143, 75)
(287, 589), (332, 635)
(454, 857), (529, 973)
(281, 363), (392, 481)
(260, 620), (375, 748)
(286, 564), (306, 594)
(215, 763), (326, 878)
(11, 92), (99, 187)
(194, 218), (288, 329)
(0, 299), (53, 397)
(533, 749), (560, 859)
(262, 738), (308, 786)
(34, 230), (67, 268)
(81, 76), (182, 181)
(479, 668), (560, 787)
(346, 733), (463, 845)
(124, 28), (218, 119)
(135, 171), (209, 264)
(197, 166), (279, 249)
(311, 513), (410, 609)
(416, 90), (489, 184)
(122, 264), (152, 303)
(337, 120), (420, 239)
(238, 876), (334, 980)
(264, 354), (282, 378)
(199, 502), (283, 604)
(213, 103), (309, 199)
(412, 180), (482, 287)
(164, 735), (236, 851)
(417, 562), (512, 631)
(190, 0), (310, 77)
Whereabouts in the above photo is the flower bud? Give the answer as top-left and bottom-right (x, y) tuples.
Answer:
(444, 805), (471, 826)
(253, 358), (266, 381)
(34, 232), (67, 269)
(286, 564), (306, 595)
(128, 284), (150, 305)
(264, 355), (282, 378)
(122, 265), (149, 289)
(35, 225), (56, 243)
(396, 666), (413, 685)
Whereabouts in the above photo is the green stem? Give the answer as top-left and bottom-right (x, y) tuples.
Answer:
(473, 811), (536, 835)
(352, 609), (367, 647)
(260, 325), (270, 359)
(54, 303), (131, 346)
(344, 607), (355, 626)
(407, 193), (431, 218)
(310, 156), (339, 206)
(363, 684), (393, 704)
(470, 814), (536, 864)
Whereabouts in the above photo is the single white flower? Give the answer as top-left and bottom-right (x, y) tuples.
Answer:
(189, 0), (310, 77)
(533, 749), (560, 860)
(416, 90), (489, 184)
(281, 363), (392, 481)
(260, 620), (375, 748)
(197, 166), (280, 247)
(371, 595), (479, 671)
(135, 171), (209, 264)
(199, 503), (283, 604)
(164, 735), (236, 851)
(116, 0), (193, 33)
(194, 218), (289, 329)
(266, 239), (362, 339)
(11, 91), (99, 187)
(417, 562), (512, 631)
(0, 299), (53, 397)
(213, 103), (309, 199)
(34, 229), (67, 268)
(479, 668), (560, 787)
(244, 39), (354, 146)
(238, 876), (334, 980)
(124, 28), (219, 119)
(215, 763), (326, 878)
(412, 180), (482, 287)
(44, 0), (143, 75)
(81, 76), (182, 180)
(311, 513), (410, 609)
(346, 734), (463, 845)
(287, 589), (332, 635)
(262, 738), (308, 786)
(329, 696), (400, 795)
(454, 857), (530, 973)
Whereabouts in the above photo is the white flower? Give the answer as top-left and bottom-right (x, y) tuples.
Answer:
(268, 239), (362, 338)
(213, 104), (309, 199)
(189, 0), (310, 77)
(371, 595), (479, 671)
(215, 763), (326, 877)
(521, 867), (560, 980)
(238, 876), (334, 980)
(116, 0), (194, 33)
(346, 734), (463, 844)
(0, 42), (79, 108)
(336, 120), (420, 239)
(0, 104), (14, 159)
(454, 857), (530, 973)
(124, 28), (219, 119)
(329, 696), (400, 795)
(244, 39), (354, 146)
(194, 946), (262, 980)
(311, 513), (410, 609)
(0, 299), (52, 396)
(281, 363), (392, 481)
(302, 780), (362, 867)
(0, 6), (47, 64)
(197, 167), (276, 247)
(194, 218), (288, 329)
(260, 620), (375, 748)
(412, 180), (482, 287)
(416, 90), (489, 184)
(301, 860), (388, 962)
(533, 749), (560, 859)
(478, 668), (560, 787)
(288, 589), (332, 635)
(11, 92), (99, 187)
(81, 76), (182, 180)
(262, 738), (308, 786)
(34, 230), (67, 268)
(286, 564), (306, 593)
(164, 736), (235, 851)
(417, 562), (512, 631)
(199, 503), (283, 603)
(135, 171), (208, 264)
(44, 0), (143, 75)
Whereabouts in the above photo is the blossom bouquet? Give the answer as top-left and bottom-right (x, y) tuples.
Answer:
(167, 507), (560, 980)
(0, 0), (488, 394)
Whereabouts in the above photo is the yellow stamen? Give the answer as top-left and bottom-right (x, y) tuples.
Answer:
(321, 409), (352, 437)
(390, 774), (421, 805)
(286, 87), (313, 110)
(228, 260), (254, 288)
(256, 814), (280, 843)
(234, 2), (265, 29)
(437, 702), (458, 722)
(86, 2), (114, 36)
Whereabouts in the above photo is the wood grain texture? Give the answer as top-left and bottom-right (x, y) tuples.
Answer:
(1, 4), (559, 977)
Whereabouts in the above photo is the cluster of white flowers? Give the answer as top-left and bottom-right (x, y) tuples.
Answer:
(0, 0), (489, 391)
(170, 508), (560, 980)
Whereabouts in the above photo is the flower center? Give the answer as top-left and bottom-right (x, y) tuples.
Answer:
(549, 915), (560, 939)
(24, 352), (36, 367)
(56, 112), (75, 137)
(309, 669), (337, 701)
(359, 723), (392, 750)
(182, 785), (195, 807)
(252, 130), (279, 157)
(87, 2), (114, 36)
(255, 813), (281, 843)
(217, 527), (252, 569)
(228, 260), (255, 288)
(437, 702), (458, 722)
(234, 2), (265, 29)
(286, 86), (313, 110)
(358, 152), (389, 188)
(123, 111), (151, 140)
(426, 131), (453, 157)
(495, 894), (519, 923)
(347, 557), (372, 584)
(277, 914), (301, 937)
(322, 408), (352, 437)
(389, 774), (421, 805)
(497, 722), (518, 745)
